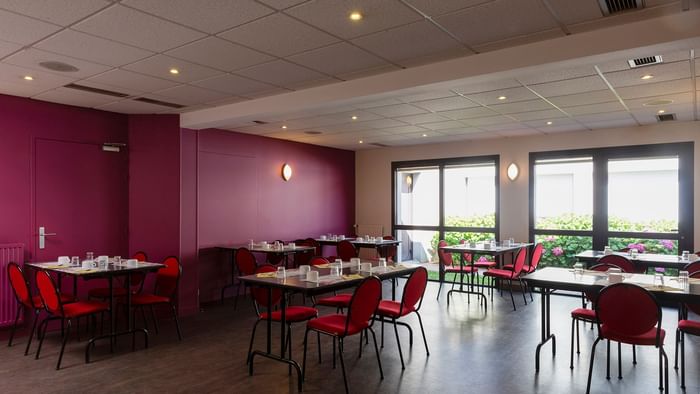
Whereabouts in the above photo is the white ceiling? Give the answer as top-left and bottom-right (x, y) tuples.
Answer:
(0, 0), (698, 150)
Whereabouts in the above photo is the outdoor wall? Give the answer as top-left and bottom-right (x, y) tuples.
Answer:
(355, 121), (700, 250)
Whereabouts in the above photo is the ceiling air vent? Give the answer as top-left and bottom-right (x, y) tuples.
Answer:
(304, 131), (322, 135)
(627, 55), (663, 68)
(657, 113), (676, 122)
(134, 97), (185, 109)
(64, 83), (129, 98)
(252, 120), (267, 124)
(598, 0), (642, 15)
(370, 142), (389, 147)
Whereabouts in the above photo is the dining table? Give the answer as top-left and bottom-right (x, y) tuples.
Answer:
(314, 237), (401, 258)
(523, 266), (700, 372)
(438, 242), (532, 308)
(26, 259), (164, 361)
(575, 250), (699, 270)
(239, 259), (417, 392)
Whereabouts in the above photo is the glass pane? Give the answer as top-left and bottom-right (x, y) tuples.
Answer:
(396, 229), (439, 264)
(395, 167), (439, 226)
(534, 158), (593, 230)
(443, 231), (496, 263)
(443, 164), (496, 228)
(607, 157), (679, 233)
(607, 237), (678, 255)
(536, 234), (593, 267)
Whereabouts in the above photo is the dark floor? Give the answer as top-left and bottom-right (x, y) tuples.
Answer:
(1, 281), (698, 394)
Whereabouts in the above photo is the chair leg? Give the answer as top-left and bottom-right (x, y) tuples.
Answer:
(247, 319), (261, 364)
(56, 319), (72, 370)
(35, 318), (50, 359)
(617, 341), (622, 379)
(570, 318), (576, 369)
(338, 337), (348, 394)
(381, 317), (385, 348)
(680, 331), (686, 389)
(674, 329), (679, 370)
(392, 318), (405, 370)
(369, 327), (384, 379)
(633, 344), (636, 364)
(140, 307), (149, 331)
(358, 329), (363, 359)
(8, 305), (22, 347)
(606, 340), (611, 380)
(150, 305), (159, 334)
(519, 279), (527, 305)
(286, 325), (292, 376)
(415, 312), (429, 356)
(171, 303), (183, 341)
(25, 310), (39, 356)
(508, 280), (516, 311)
(436, 280), (443, 300)
(662, 347), (668, 394)
(317, 332), (322, 364)
(586, 337), (601, 394)
(302, 328), (310, 381)
(333, 337), (336, 369)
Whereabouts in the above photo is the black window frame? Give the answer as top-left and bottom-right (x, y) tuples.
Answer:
(528, 142), (694, 253)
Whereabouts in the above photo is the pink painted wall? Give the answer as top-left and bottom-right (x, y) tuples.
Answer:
(188, 128), (355, 303)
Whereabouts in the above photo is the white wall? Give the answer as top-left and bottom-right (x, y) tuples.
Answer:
(355, 121), (700, 248)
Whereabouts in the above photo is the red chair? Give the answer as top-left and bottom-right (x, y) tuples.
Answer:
(302, 276), (384, 394)
(34, 271), (108, 370)
(585, 283), (668, 393)
(293, 239), (314, 267)
(598, 253), (643, 273)
(267, 240), (286, 267)
(503, 243), (543, 275)
(436, 240), (479, 300)
(375, 267), (429, 369)
(313, 257), (352, 312)
(246, 265), (318, 364)
(88, 251), (148, 300)
(674, 270), (700, 389)
(336, 240), (358, 261)
(483, 247), (528, 310)
(305, 238), (322, 256)
(233, 248), (258, 310)
(6, 263), (74, 355)
(379, 235), (397, 262)
(127, 256), (183, 341)
(682, 260), (700, 274)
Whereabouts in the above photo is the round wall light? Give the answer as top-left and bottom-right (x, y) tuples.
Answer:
(281, 163), (292, 181)
(507, 163), (519, 181)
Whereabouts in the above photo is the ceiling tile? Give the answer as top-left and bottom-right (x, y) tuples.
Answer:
(235, 60), (327, 88)
(632, 104), (695, 124)
(0, 39), (22, 58)
(165, 37), (274, 72)
(472, 27), (562, 53)
(540, 124), (588, 133)
(575, 111), (633, 123)
(4, 48), (111, 79)
(397, 90), (457, 103)
(35, 29), (153, 67)
(123, 54), (222, 83)
(84, 69), (179, 92)
(219, 13), (339, 57)
(73, 5), (206, 52)
(413, 96), (479, 112)
(564, 102), (626, 115)
(33, 86), (119, 107)
(524, 117), (578, 128)
(320, 110), (384, 124)
(365, 103), (427, 117)
(464, 115), (513, 126)
(548, 90), (617, 107)
(0, 9), (61, 45)
(420, 120), (467, 130)
(434, 0), (558, 46)
(596, 49), (692, 74)
(286, 0), (422, 40)
(336, 64), (401, 80)
(485, 98), (553, 114)
(495, 128), (540, 137)
(353, 98), (403, 109)
(625, 92), (695, 109)
(0, 80), (53, 97)
(0, 0), (109, 26)
(95, 98), (171, 114)
(467, 87), (540, 105)
(616, 78), (692, 99)
(380, 125), (429, 134)
(287, 42), (390, 77)
(529, 75), (608, 97)
(583, 118), (638, 129)
(518, 65), (597, 85)
(403, 0), (494, 16)
(351, 20), (470, 66)
(393, 113), (451, 124)
(510, 109), (567, 122)
(191, 73), (278, 96)
(122, 0), (273, 33)
(545, 0), (602, 25)
(604, 61), (691, 88)
(74, 79), (144, 97)
(154, 85), (228, 106)
(352, 118), (407, 129)
(257, 0), (307, 10)
(0, 62), (75, 91)
(452, 78), (522, 94)
(438, 107), (501, 122)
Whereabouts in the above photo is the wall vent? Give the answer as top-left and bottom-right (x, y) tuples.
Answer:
(657, 113), (676, 122)
(64, 83), (129, 98)
(598, 0), (643, 15)
(627, 55), (663, 68)
(134, 97), (185, 109)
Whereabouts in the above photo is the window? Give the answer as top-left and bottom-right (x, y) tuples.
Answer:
(529, 143), (693, 267)
(392, 156), (499, 266)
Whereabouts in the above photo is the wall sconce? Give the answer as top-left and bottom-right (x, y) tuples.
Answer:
(281, 163), (292, 181)
(507, 163), (519, 181)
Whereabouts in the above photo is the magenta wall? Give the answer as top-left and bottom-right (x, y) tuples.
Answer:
(187, 128), (355, 303)
(0, 94), (128, 261)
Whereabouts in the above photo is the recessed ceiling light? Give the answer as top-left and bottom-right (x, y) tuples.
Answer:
(640, 74), (653, 80)
(282, 125), (287, 129)
(358, 140), (363, 144)
(498, 96), (507, 100)
(546, 121), (553, 125)
(351, 115), (358, 120)
(23, 75), (33, 81)
(169, 68), (180, 75)
(349, 11), (363, 21)
(422, 133), (427, 137)
(657, 109), (665, 114)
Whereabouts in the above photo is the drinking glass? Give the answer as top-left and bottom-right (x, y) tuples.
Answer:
(653, 273), (664, 287)
(114, 256), (121, 265)
(299, 265), (310, 275)
(679, 270), (689, 290)
(71, 256), (80, 266)
(379, 258), (387, 268)
(276, 266), (286, 279)
(682, 250), (690, 261)
(306, 270), (319, 283)
(629, 248), (638, 258)
(86, 252), (94, 261)
(573, 263), (583, 275)
(330, 266), (341, 277)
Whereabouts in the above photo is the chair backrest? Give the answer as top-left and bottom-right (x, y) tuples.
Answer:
(683, 260), (700, 275)
(437, 240), (455, 267)
(685, 271), (700, 316)
(294, 240), (314, 267)
(337, 240), (358, 261)
(155, 256), (181, 298)
(584, 263), (620, 302)
(7, 263), (33, 309)
(305, 238), (322, 255)
(236, 248), (258, 276)
(267, 240), (285, 265)
(595, 283), (662, 344)
(380, 235), (397, 262)
(250, 265), (282, 314)
(35, 270), (63, 316)
(130, 251), (149, 290)
(132, 251), (148, 262)
(458, 239), (473, 263)
(597, 254), (636, 273)
(309, 256), (329, 266)
(511, 247), (528, 275)
(344, 276), (382, 336)
(529, 243), (544, 270)
(400, 267), (428, 314)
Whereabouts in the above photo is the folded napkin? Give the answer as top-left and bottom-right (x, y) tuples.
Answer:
(72, 268), (99, 273)
(44, 263), (70, 268)
(256, 272), (277, 278)
(314, 264), (330, 268)
(342, 274), (364, 280)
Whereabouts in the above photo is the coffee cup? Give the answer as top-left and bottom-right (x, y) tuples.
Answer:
(58, 256), (70, 265)
(82, 260), (95, 269)
(306, 270), (319, 282)
(360, 262), (372, 273)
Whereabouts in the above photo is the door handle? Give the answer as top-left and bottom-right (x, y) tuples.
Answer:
(38, 226), (56, 250)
